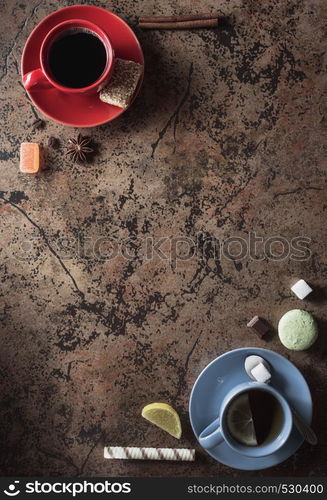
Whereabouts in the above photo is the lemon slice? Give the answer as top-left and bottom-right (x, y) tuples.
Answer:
(226, 393), (257, 446)
(141, 403), (182, 439)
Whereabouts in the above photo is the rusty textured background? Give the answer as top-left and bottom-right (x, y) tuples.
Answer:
(0, 0), (326, 477)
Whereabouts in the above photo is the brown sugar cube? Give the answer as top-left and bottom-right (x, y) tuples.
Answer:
(99, 58), (143, 109)
(20, 143), (42, 173)
(247, 316), (270, 338)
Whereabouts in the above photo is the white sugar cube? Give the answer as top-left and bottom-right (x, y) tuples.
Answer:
(291, 279), (313, 300)
(251, 362), (271, 383)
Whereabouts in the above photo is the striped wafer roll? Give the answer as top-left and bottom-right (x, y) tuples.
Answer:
(104, 446), (195, 461)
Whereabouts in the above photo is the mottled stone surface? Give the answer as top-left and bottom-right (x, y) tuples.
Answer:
(0, 0), (326, 477)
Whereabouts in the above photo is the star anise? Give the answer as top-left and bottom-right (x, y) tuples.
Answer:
(65, 134), (94, 162)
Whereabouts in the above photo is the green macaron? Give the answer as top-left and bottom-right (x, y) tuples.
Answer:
(278, 309), (318, 351)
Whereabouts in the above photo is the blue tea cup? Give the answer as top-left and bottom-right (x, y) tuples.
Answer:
(199, 382), (293, 457)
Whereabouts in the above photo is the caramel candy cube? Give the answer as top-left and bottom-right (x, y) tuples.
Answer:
(20, 142), (41, 173)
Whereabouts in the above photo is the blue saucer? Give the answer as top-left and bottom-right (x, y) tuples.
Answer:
(189, 348), (312, 470)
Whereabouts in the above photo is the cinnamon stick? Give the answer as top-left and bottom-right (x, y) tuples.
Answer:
(138, 18), (219, 30)
(139, 13), (218, 23)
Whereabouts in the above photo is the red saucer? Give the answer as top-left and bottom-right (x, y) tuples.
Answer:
(21, 5), (144, 127)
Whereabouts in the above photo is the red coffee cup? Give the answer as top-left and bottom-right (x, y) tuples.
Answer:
(22, 19), (115, 94)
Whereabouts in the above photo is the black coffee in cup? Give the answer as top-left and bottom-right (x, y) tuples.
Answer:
(48, 30), (107, 88)
(226, 389), (284, 446)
